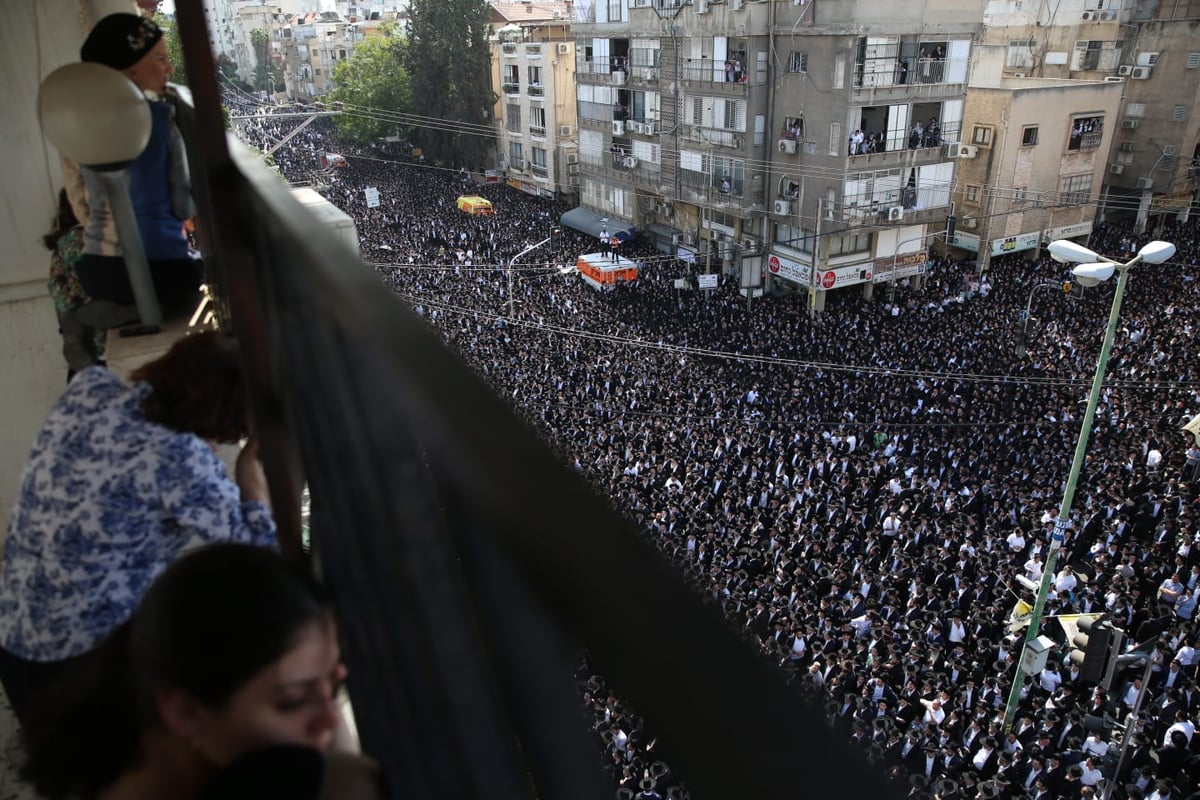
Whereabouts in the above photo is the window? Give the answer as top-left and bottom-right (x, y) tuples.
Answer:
(1060, 173), (1093, 206)
(1071, 39), (1123, 72)
(1174, 105), (1188, 122)
(1021, 126), (1039, 146)
(1188, 52), (1200, 69)
(964, 185), (981, 203)
(782, 116), (805, 140)
(508, 141), (524, 165)
(828, 232), (872, 257)
(530, 106), (546, 135)
(1125, 102), (1146, 118)
(972, 126), (993, 146)
(506, 104), (521, 132)
(528, 65), (543, 86)
(1007, 39), (1035, 69)
(531, 147), (548, 173)
(833, 56), (845, 89)
(723, 99), (744, 130)
(503, 65), (519, 92)
(1067, 115), (1103, 151)
(788, 52), (808, 73)
(829, 122), (842, 156)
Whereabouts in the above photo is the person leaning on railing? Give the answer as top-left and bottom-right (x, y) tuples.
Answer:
(0, 331), (276, 728)
(61, 13), (204, 329)
(20, 543), (384, 800)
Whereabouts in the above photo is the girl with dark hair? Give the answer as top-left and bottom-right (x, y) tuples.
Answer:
(0, 331), (276, 726)
(21, 543), (380, 800)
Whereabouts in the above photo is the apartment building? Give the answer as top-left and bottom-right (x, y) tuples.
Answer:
(490, 1), (578, 199)
(571, 0), (984, 306)
(281, 12), (368, 100)
(977, 0), (1200, 234)
(950, 48), (1122, 268)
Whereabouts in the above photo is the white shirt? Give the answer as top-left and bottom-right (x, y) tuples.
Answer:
(1007, 531), (1027, 551)
(1039, 670), (1062, 692)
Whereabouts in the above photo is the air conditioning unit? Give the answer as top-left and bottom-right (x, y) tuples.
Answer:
(628, 121), (644, 134)
(945, 142), (964, 158)
(1100, 10), (1117, 19)
(1118, 65), (1133, 76)
(887, 206), (904, 221)
(1136, 177), (1154, 189)
(642, 122), (655, 135)
(622, 156), (638, 168)
(515, 159), (527, 170)
(962, 217), (978, 229)
(1137, 52), (1159, 67)
(1104, 75), (1126, 82)
(1119, 142), (1135, 153)
(774, 199), (794, 215)
(1121, 118), (1139, 129)
(559, 125), (573, 137)
(557, 43), (570, 54)
(741, 236), (760, 251)
(1164, 145), (1178, 156)
(569, 164), (579, 174)
(778, 138), (797, 154)
(1131, 66), (1152, 79)
(498, 160), (509, 171)
(672, 232), (695, 246)
(1109, 163), (1125, 174)
(612, 120), (625, 135)
(566, 153), (579, 164)
(1081, 11), (1095, 20)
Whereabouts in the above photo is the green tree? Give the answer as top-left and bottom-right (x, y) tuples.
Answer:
(404, 0), (496, 166)
(249, 28), (280, 92)
(153, 13), (187, 85)
(329, 23), (412, 144)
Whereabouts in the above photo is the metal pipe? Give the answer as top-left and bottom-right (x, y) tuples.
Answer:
(92, 168), (164, 330)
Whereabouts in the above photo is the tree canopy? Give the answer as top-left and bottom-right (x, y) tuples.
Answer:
(330, 22), (412, 144)
(404, 0), (496, 167)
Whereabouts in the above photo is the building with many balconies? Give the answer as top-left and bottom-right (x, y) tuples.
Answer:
(570, 0), (985, 306)
(489, 1), (577, 199)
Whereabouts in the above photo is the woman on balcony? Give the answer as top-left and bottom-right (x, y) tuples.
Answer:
(21, 544), (382, 800)
(0, 332), (277, 727)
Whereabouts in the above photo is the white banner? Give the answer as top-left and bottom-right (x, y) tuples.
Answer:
(1044, 222), (1093, 243)
(991, 231), (1041, 257)
(766, 251), (812, 286)
(815, 262), (873, 290)
(364, 187), (380, 208)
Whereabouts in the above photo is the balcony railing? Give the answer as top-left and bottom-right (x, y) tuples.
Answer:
(502, 81), (520, 94)
(528, 84), (545, 97)
(847, 121), (962, 159)
(502, 42), (518, 55)
(679, 62), (757, 86)
(174, 4), (919, 800)
(529, 125), (546, 138)
(853, 57), (968, 88)
(531, 164), (548, 178)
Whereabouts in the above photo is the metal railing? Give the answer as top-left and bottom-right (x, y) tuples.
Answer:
(853, 56), (968, 88)
(176, 4), (913, 800)
(529, 125), (546, 138)
(679, 62), (757, 85)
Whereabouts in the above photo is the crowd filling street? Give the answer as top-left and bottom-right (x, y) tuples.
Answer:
(236, 104), (1200, 800)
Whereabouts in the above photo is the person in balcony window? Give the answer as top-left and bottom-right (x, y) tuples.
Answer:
(720, 175), (733, 194)
(925, 118), (942, 148)
(21, 543), (383, 800)
(61, 14), (203, 327)
(909, 121), (925, 150)
(0, 331), (277, 727)
(919, 49), (934, 83)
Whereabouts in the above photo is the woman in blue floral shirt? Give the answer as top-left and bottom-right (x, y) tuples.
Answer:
(0, 331), (277, 724)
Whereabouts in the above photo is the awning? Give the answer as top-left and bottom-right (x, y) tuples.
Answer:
(560, 207), (636, 242)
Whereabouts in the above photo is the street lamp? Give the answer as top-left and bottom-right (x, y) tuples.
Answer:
(1001, 237), (1177, 730)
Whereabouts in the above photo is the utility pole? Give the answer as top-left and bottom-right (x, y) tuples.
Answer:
(810, 197), (822, 318)
(505, 235), (552, 320)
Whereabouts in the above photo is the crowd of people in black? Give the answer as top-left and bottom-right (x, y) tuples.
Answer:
(234, 100), (1200, 800)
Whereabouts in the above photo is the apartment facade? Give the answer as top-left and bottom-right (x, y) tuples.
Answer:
(572, 0), (985, 305)
(978, 0), (1200, 233)
(952, 49), (1122, 268)
(490, 1), (578, 199)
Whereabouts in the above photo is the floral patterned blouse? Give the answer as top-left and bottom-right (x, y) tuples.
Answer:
(0, 367), (277, 662)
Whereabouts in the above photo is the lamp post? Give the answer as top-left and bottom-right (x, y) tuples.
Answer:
(1001, 237), (1177, 730)
(39, 62), (163, 331)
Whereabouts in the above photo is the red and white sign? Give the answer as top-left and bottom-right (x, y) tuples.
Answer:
(821, 271), (836, 289)
(765, 251), (813, 287)
(818, 262), (874, 290)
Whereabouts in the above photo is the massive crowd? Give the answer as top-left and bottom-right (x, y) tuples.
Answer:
(235, 103), (1200, 800)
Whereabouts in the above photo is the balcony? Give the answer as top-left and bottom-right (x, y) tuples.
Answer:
(846, 123), (962, 167)
(678, 62), (758, 89)
(531, 164), (548, 178)
(528, 84), (545, 97)
(576, 58), (628, 85)
(501, 42), (518, 56)
(502, 81), (520, 95)
(529, 125), (546, 139)
(680, 125), (744, 149)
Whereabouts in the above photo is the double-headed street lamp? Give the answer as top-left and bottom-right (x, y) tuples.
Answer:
(1001, 237), (1177, 730)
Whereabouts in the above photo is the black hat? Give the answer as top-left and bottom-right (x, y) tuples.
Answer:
(81, 13), (163, 71)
